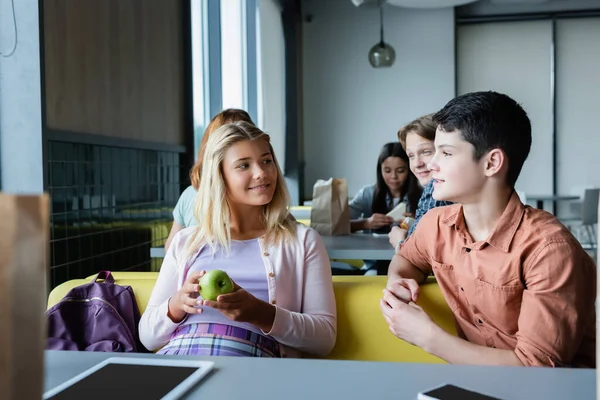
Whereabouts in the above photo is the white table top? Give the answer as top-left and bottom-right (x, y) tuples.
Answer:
(44, 351), (595, 400)
(151, 233), (396, 261)
(319, 233), (395, 260)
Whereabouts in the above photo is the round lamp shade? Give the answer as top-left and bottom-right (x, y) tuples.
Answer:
(369, 42), (396, 68)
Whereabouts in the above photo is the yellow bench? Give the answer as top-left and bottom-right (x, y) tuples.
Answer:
(48, 273), (456, 363)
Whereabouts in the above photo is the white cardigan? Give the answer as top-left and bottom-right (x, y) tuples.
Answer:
(139, 223), (337, 358)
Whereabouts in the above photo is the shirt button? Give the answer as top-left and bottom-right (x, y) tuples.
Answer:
(268, 272), (275, 278)
(263, 252), (270, 257)
(460, 287), (464, 292)
(271, 300), (276, 305)
(478, 319), (483, 324)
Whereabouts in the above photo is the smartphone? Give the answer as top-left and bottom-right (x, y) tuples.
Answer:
(418, 384), (502, 400)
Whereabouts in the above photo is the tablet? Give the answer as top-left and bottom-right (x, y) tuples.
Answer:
(43, 357), (214, 400)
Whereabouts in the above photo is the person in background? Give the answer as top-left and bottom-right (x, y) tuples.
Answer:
(349, 142), (421, 274)
(388, 114), (453, 252)
(350, 142), (421, 233)
(165, 109), (255, 252)
(382, 91), (596, 367)
(140, 121), (337, 358)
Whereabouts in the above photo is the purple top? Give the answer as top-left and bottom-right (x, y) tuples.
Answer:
(184, 238), (269, 335)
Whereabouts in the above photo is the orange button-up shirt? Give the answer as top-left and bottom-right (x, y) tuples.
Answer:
(400, 191), (596, 367)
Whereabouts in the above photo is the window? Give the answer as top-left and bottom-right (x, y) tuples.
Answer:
(190, 0), (260, 157)
(191, 0), (209, 157)
(220, 0), (247, 110)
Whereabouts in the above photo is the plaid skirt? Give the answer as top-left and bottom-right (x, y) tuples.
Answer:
(157, 323), (281, 358)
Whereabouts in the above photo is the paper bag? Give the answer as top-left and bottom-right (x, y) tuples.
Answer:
(310, 178), (351, 236)
(0, 195), (49, 400)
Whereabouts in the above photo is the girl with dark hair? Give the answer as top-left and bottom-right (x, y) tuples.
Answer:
(350, 142), (421, 235)
(348, 142), (422, 275)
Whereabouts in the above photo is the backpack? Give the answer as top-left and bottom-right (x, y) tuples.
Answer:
(46, 270), (147, 352)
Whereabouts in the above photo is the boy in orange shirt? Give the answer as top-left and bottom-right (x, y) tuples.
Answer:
(382, 91), (595, 367)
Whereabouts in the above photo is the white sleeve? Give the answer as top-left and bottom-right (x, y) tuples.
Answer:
(138, 232), (186, 351)
(263, 229), (337, 356)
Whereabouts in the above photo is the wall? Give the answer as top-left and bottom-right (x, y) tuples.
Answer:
(43, 0), (185, 145)
(301, 0), (455, 197)
(0, 0), (44, 194)
(456, 2), (600, 213)
(457, 20), (554, 198)
(258, 0), (286, 169)
(555, 17), (600, 199)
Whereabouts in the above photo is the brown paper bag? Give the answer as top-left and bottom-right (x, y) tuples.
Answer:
(0, 195), (49, 400)
(310, 178), (351, 236)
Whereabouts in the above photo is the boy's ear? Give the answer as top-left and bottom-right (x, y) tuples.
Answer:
(483, 148), (505, 178)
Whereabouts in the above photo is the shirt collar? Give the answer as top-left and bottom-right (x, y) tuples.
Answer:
(441, 191), (525, 252)
(386, 192), (408, 207)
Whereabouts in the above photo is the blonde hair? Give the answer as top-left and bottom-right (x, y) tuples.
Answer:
(397, 113), (437, 149)
(184, 121), (296, 258)
(189, 109), (254, 190)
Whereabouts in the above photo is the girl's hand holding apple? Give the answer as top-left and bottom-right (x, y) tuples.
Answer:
(201, 279), (276, 333)
(167, 270), (206, 323)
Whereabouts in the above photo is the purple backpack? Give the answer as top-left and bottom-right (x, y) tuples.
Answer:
(46, 271), (147, 352)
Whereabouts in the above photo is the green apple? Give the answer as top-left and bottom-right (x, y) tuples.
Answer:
(198, 269), (235, 301)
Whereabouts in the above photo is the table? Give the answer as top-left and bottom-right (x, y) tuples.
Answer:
(44, 351), (595, 400)
(320, 233), (395, 260)
(526, 194), (580, 210)
(150, 234), (395, 261)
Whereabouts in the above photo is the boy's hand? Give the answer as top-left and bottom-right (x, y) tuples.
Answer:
(388, 227), (407, 250)
(386, 277), (420, 303)
(380, 289), (438, 348)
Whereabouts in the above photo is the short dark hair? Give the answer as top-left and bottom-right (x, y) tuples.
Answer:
(432, 91), (531, 187)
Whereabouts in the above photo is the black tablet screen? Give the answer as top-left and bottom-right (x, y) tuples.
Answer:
(48, 364), (199, 400)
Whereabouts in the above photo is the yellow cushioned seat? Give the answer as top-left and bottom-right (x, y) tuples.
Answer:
(84, 272), (159, 280)
(48, 273), (158, 314)
(324, 276), (455, 363)
(47, 274), (456, 363)
(289, 206), (312, 211)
